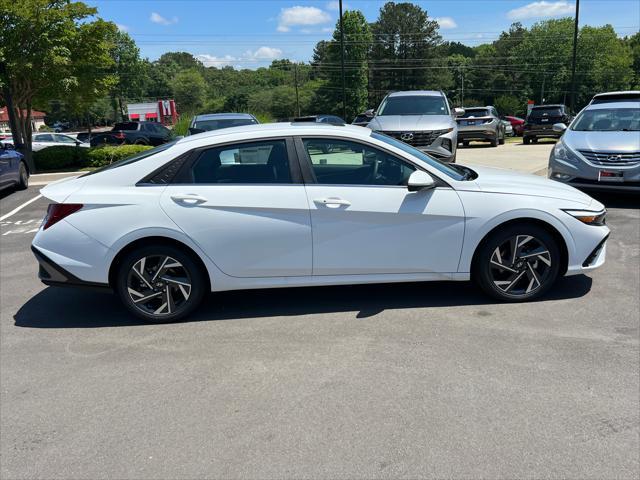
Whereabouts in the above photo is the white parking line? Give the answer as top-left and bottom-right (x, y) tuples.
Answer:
(0, 194), (44, 222)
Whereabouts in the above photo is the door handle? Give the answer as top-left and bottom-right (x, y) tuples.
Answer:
(170, 193), (208, 205)
(313, 197), (351, 207)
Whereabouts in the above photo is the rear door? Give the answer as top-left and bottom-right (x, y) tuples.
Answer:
(159, 137), (312, 277)
(297, 137), (465, 275)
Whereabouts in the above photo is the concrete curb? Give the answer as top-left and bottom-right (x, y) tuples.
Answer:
(30, 171), (84, 186)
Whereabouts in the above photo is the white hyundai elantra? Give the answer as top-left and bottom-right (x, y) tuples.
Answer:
(32, 121), (609, 322)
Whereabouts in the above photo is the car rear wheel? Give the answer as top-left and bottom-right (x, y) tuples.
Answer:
(473, 225), (561, 302)
(115, 245), (207, 322)
(462, 140), (470, 147)
(17, 161), (29, 190)
(499, 132), (505, 145)
(523, 136), (531, 145)
(490, 135), (499, 147)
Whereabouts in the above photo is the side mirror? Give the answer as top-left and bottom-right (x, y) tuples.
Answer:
(188, 127), (205, 135)
(407, 170), (436, 192)
(552, 123), (567, 133)
(364, 109), (375, 118)
(453, 107), (465, 116)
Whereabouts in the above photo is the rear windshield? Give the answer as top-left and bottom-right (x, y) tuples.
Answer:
(81, 141), (177, 177)
(193, 118), (257, 132)
(529, 107), (563, 118)
(378, 96), (449, 116)
(460, 109), (489, 118)
(113, 122), (140, 131)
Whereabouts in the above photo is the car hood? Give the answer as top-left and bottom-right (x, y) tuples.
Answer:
(563, 130), (640, 152)
(369, 115), (454, 131)
(467, 165), (593, 205)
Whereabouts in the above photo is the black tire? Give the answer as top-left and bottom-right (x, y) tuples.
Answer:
(115, 244), (207, 322)
(532, 137), (538, 144)
(134, 138), (149, 145)
(462, 140), (470, 147)
(490, 135), (499, 147)
(473, 224), (561, 302)
(498, 132), (505, 145)
(523, 136), (531, 145)
(16, 161), (29, 190)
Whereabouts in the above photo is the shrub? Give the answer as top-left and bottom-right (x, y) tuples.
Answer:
(86, 144), (153, 167)
(38, 124), (53, 132)
(33, 146), (89, 171)
(172, 114), (192, 137)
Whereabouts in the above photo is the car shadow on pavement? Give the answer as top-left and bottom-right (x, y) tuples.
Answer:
(585, 192), (639, 210)
(14, 275), (593, 328)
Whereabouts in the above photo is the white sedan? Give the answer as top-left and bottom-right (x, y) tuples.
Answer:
(32, 122), (609, 322)
(0, 133), (89, 151)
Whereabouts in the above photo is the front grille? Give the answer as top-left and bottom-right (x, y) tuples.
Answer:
(578, 150), (640, 167)
(381, 129), (450, 147)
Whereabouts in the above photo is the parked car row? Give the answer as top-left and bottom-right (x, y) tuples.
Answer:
(0, 133), (88, 151)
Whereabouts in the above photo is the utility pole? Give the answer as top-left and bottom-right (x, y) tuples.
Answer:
(294, 63), (300, 117)
(569, 0), (580, 112)
(339, 0), (347, 120)
(460, 68), (464, 107)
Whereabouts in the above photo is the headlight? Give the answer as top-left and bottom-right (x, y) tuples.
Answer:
(553, 140), (580, 164)
(563, 209), (607, 226)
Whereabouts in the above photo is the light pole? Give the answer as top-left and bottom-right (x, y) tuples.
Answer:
(569, 0), (580, 111)
(339, 0), (347, 120)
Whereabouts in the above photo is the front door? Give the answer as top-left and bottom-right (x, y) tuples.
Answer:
(160, 138), (312, 278)
(298, 137), (465, 275)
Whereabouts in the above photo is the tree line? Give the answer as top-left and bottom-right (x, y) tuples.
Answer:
(1, 1), (638, 168)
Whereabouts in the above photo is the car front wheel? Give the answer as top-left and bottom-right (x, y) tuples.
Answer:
(473, 225), (561, 302)
(115, 245), (207, 322)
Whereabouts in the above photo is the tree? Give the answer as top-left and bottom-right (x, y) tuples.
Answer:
(370, 2), (451, 105)
(172, 69), (206, 114)
(0, 0), (115, 171)
(494, 95), (523, 116)
(108, 30), (144, 120)
(315, 10), (372, 120)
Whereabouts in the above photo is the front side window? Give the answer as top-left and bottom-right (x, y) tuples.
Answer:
(378, 95), (449, 116)
(303, 138), (415, 186)
(191, 140), (291, 184)
(571, 108), (640, 132)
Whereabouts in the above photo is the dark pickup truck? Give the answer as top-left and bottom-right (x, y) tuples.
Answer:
(90, 122), (172, 147)
(523, 104), (573, 144)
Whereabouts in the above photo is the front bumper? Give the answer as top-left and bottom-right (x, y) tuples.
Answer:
(549, 150), (640, 192)
(379, 129), (457, 162)
(457, 130), (498, 142)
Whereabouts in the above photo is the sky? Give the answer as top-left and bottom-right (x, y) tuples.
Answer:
(88, 0), (640, 68)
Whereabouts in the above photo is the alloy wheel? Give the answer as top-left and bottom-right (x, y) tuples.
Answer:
(126, 255), (192, 316)
(489, 234), (552, 296)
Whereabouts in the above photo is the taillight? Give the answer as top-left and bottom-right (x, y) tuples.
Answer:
(42, 204), (83, 230)
(114, 131), (126, 139)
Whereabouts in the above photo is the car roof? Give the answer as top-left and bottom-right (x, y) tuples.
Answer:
(193, 113), (255, 121)
(175, 122), (371, 147)
(464, 106), (491, 110)
(386, 90), (443, 97)
(592, 90), (640, 98)
(584, 101), (640, 110)
(531, 104), (565, 109)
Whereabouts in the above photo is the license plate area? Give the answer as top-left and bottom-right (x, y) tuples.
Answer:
(598, 170), (624, 182)
(466, 120), (476, 126)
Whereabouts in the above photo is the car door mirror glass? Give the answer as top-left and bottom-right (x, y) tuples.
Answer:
(453, 107), (465, 116)
(407, 170), (435, 192)
(364, 109), (375, 118)
(552, 123), (567, 133)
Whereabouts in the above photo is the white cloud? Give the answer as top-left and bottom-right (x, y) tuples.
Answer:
(116, 23), (129, 32)
(434, 17), (457, 29)
(248, 46), (283, 60)
(277, 6), (331, 32)
(507, 1), (574, 20)
(150, 12), (178, 26)
(195, 54), (237, 68)
(196, 47), (283, 68)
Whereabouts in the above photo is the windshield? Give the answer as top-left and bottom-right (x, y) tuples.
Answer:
(371, 132), (466, 181)
(460, 109), (489, 118)
(81, 141), (177, 177)
(114, 122), (139, 131)
(378, 96), (449, 116)
(529, 107), (562, 118)
(572, 108), (640, 131)
(193, 118), (257, 132)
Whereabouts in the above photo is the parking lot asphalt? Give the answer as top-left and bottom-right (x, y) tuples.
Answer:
(457, 140), (555, 175)
(1, 180), (638, 478)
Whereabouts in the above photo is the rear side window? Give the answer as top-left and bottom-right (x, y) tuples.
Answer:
(114, 122), (139, 131)
(34, 134), (54, 141)
(191, 140), (292, 184)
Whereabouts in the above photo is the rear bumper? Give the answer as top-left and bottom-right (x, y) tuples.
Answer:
(32, 245), (110, 291)
(458, 131), (497, 142)
(524, 127), (560, 139)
